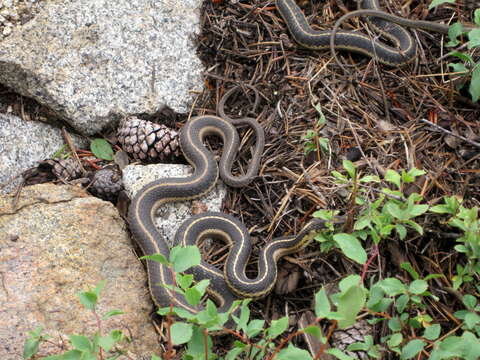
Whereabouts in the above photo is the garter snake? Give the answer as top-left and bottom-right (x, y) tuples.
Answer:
(276, 0), (476, 66)
(128, 88), (336, 316)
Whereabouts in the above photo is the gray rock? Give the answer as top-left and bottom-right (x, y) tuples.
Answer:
(123, 163), (227, 246)
(0, 113), (87, 194)
(0, 184), (159, 359)
(0, 0), (204, 135)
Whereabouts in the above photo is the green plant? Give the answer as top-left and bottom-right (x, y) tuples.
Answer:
(24, 281), (129, 360)
(431, 196), (480, 289)
(303, 102), (330, 155)
(428, 2), (480, 102)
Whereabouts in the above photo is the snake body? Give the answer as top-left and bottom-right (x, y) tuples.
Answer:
(128, 114), (330, 315)
(276, 0), (463, 66)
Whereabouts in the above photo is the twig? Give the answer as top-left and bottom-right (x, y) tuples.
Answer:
(420, 118), (480, 148)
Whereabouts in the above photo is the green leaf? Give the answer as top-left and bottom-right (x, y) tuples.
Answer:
(448, 62), (469, 73)
(184, 326), (213, 359)
(408, 280), (428, 295)
(400, 339), (425, 359)
(339, 275), (362, 293)
(385, 169), (401, 188)
(171, 322), (193, 345)
(463, 294), (477, 309)
(423, 324), (441, 340)
(400, 262), (419, 280)
(395, 224), (407, 240)
(102, 309), (124, 320)
(469, 65), (480, 102)
(176, 273), (194, 290)
(315, 287), (331, 317)
(428, 0), (455, 10)
(343, 160), (356, 179)
(246, 319), (265, 338)
(277, 344), (313, 360)
(184, 287), (202, 306)
(78, 291), (97, 311)
(69, 335), (92, 352)
(45, 350), (83, 360)
(387, 333), (403, 348)
(90, 139), (114, 161)
(326, 348), (355, 360)
(23, 338), (40, 359)
(170, 246), (201, 273)
(302, 326), (322, 338)
(151, 355), (161, 360)
(268, 317), (289, 339)
(378, 278), (407, 296)
(407, 204), (429, 218)
(337, 285), (366, 329)
(226, 347), (245, 360)
(468, 28), (480, 49)
(98, 333), (116, 352)
(333, 233), (367, 264)
(141, 253), (169, 265)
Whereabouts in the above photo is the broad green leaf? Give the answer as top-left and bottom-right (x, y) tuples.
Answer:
(176, 273), (194, 290)
(343, 160), (356, 179)
(78, 291), (97, 310)
(469, 65), (480, 102)
(387, 333), (403, 348)
(339, 275), (362, 293)
(378, 278), (407, 296)
(302, 326), (322, 338)
(45, 350), (82, 360)
(23, 338), (40, 359)
(151, 355), (161, 360)
(225, 347), (245, 360)
(184, 326), (214, 359)
(388, 317), (402, 332)
(90, 138), (114, 161)
(401, 339), (425, 359)
(448, 63), (469, 73)
(141, 254), (169, 265)
(171, 322), (193, 345)
(246, 319), (265, 338)
(333, 233), (367, 264)
(409, 280), (428, 295)
(337, 285), (366, 329)
(185, 287), (201, 306)
(385, 202), (405, 220)
(326, 348), (355, 360)
(359, 175), (380, 183)
(69, 335), (92, 352)
(428, 0), (455, 10)
(102, 309), (124, 320)
(268, 317), (288, 339)
(463, 294), (477, 309)
(277, 344), (313, 360)
(315, 287), (331, 317)
(468, 28), (480, 49)
(170, 246), (201, 273)
(423, 324), (441, 340)
(385, 169), (401, 188)
(407, 204), (429, 218)
(98, 334), (116, 352)
(400, 262), (419, 280)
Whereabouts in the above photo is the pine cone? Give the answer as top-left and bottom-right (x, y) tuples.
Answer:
(331, 320), (372, 359)
(117, 117), (181, 162)
(88, 166), (123, 201)
(44, 158), (83, 181)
